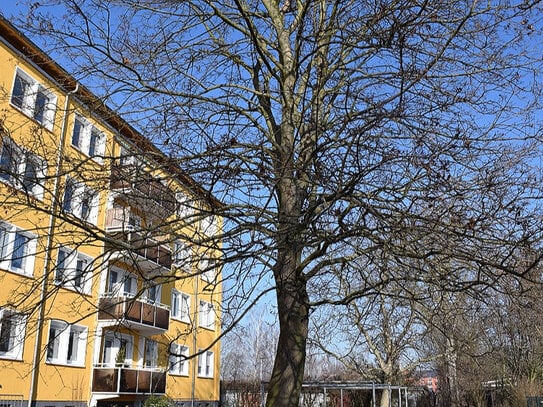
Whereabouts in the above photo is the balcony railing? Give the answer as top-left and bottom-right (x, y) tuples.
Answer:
(105, 231), (173, 271)
(98, 295), (170, 332)
(110, 163), (175, 217)
(104, 206), (132, 231)
(92, 365), (166, 394)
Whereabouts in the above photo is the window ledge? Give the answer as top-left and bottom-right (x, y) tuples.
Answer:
(0, 266), (33, 278)
(54, 283), (93, 297)
(171, 316), (191, 324)
(9, 102), (54, 133)
(169, 372), (190, 377)
(0, 354), (23, 361)
(69, 145), (105, 166)
(46, 360), (86, 368)
(0, 179), (44, 202)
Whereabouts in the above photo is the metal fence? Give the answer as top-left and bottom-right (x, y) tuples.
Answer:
(0, 394), (24, 407)
(527, 397), (543, 407)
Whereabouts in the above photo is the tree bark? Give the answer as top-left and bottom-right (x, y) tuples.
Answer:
(266, 247), (309, 406)
(380, 388), (390, 407)
(445, 336), (460, 407)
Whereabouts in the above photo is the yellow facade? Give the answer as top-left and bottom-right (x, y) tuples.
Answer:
(0, 16), (221, 407)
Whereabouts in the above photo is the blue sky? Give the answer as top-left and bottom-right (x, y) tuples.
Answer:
(0, 2), (24, 19)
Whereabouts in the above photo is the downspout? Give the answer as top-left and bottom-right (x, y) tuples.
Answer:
(191, 273), (199, 407)
(28, 83), (79, 407)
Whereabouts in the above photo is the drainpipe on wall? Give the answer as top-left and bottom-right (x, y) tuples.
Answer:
(28, 83), (79, 407)
(191, 272), (199, 407)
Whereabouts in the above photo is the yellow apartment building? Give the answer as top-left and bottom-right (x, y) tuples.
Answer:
(0, 15), (222, 407)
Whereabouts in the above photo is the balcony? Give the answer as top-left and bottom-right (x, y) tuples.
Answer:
(92, 365), (166, 394)
(98, 295), (170, 334)
(105, 230), (173, 272)
(110, 163), (175, 218)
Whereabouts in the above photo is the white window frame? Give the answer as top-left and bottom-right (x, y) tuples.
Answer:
(71, 114), (106, 163)
(62, 177), (99, 224)
(198, 300), (215, 330)
(197, 350), (214, 378)
(46, 320), (88, 367)
(0, 221), (37, 277)
(200, 215), (219, 236)
(173, 240), (191, 270)
(176, 192), (194, 219)
(55, 247), (93, 294)
(144, 282), (162, 305)
(144, 339), (159, 368)
(107, 267), (137, 297)
(101, 331), (134, 367)
(0, 308), (26, 360)
(199, 258), (216, 283)
(169, 343), (189, 376)
(119, 145), (137, 167)
(0, 137), (47, 200)
(171, 290), (190, 323)
(11, 68), (57, 130)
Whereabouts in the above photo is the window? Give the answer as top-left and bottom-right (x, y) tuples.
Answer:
(171, 290), (190, 323)
(199, 300), (215, 330)
(200, 258), (216, 283)
(119, 146), (136, 166)
(0, 139), (17, 182)
(144, 283), (162, 305)
(173, 240), (191, 270)
(11, 69), (56, 130)
(0, 137), (47, 199)
(71, 115), (106, 163)
(169, 343), (189, 376)
(128, 212), (141, 231)
(62, 178), (99, 224)
(46, 320), (87, 366)
(0, 308), (26, 360)
(200, 215), (219, 236)
(176, 192), (194, 219)
(101, 332), (133, 367)
(22, 153), (43, 194)
(197, 350), (214, 378)
(55, 248), (93, 294)
(107, 268), (137, 297)
(0, 221), (37, 277)
(144, 339), (158, 368)
(62, 179), (75, 212)
(81, 192), (92, 221)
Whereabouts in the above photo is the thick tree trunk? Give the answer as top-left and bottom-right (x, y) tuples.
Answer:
(380, 388), (390, 407)
(265, 248), (309, 407)
(445, 337), (460, 407)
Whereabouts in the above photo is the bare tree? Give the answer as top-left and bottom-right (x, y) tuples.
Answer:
(310, 274), (439, 407)
(11, 1), (543, 405)
(422, 290), (485, 407)
(348, 294), (427, 407)
(221, 308), (277, 383)
(465, 272), (543, 406)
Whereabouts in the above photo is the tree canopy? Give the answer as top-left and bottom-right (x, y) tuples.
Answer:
(11, 1), (543, 405)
